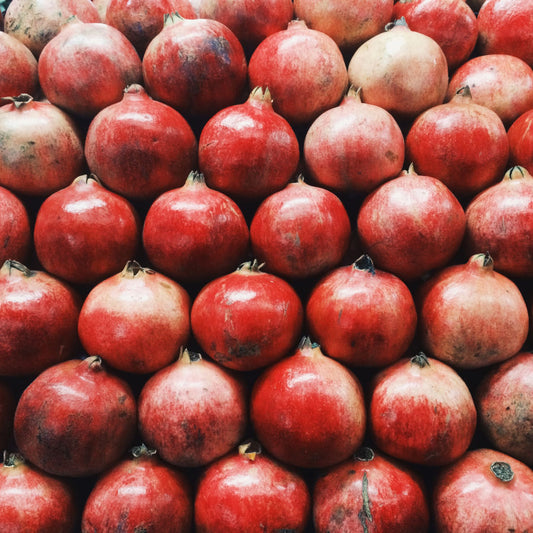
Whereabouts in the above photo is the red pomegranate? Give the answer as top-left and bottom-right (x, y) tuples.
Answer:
(0, 185), (31, 265)
(198, 86), (300, 201)
(248, 19), (348, 125)
(508, 108), (533, 174)
(78, 261), (191, 374)
(85, 84), (198, 200)
(303, 86), (405, 193)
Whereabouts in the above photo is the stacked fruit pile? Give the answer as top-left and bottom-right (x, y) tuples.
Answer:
(1, 0), (533, 530)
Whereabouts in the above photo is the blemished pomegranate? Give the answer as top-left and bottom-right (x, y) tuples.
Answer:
(138, 348), (247, 468)
(0, 185), (31, 265)
(194, 440), (311, 532)
(78, 261), (191, 374)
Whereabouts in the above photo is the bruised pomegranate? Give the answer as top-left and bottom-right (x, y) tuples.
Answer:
(508, 109), (533, 174)
(0, 185), (31, 265)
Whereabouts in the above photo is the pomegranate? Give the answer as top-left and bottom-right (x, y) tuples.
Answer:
(38, 20), (142, 117)
(142, 14), (247, 119)
(0, 260), (81, 377)
(313, 447), (430, 532)
(250, 337), (367, 469)
(303, 85), (405, 194)
(446, 53), (533, 127)
(248, 19), (348, 125)
(305, 254), (417, 368)
(0, 94), (85, 197)
(142, 171), (249, 284)
(475, 351), (533, 466)
(3, 0), (100, 57)
(81, 444), (193, 532)
(85, 83), (198, 200)
(433, 448), (533, 531)
(138, 348), (247, 468)
(33, 174), (141, 286)
(14, 356), (137, 477)
(0, 382), (16, 451)
(0, 452), (77, 532)
(356, 164), (466, 281)
(508, 108), (533, 174)
(369, 352), (477, 466)
(249, 177), (351, 279)
(198, 86), (300, 201)
(463, 166), (533, 278)
(417, 252), (529, 369)
(347, 18), (448, 120)
(405, 85), (510, 198)
(191, 260), (304, 371)
(194, 440), (311, 532)
(0, 185), (31, 265)
(293, 0), (394, 53)
(78, 261), (191, 374)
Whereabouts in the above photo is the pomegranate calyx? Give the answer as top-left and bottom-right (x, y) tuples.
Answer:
(237, 259), (265, 273)
(298, 336), (320, 352)
(238, 439), (262, 461)
(2, 259), (34, 277)
(131, 443), (157, 459)
(163, 12), (185, 27)
(455, 85), (473, 100)
(505, 166), (527, 181)
(249, 86), (273, 105)
(121, 260), (154, 278)
(179, 347), (202, 364)
(85, 355), (104, 372)
(386, 17), (409, 32)
(410, 352), (430, 368)
(2, 451), (25, 468)
(353, 254), (376, 276)
(470, 251), (494, 270)
(355, 447), (375, 462)
(1, 93), (33, 108)
(490, 461), (514, 483)
(184, 170), (207, 186)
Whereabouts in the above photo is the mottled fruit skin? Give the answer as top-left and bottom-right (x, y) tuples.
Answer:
(0, 185), (31, 265)
(34, 175), (141, 286)
(356, 168), (466, 281)
(0, 454), (77, 533)
(417, 253), (529, 369)
(38, 21), (142, 117)
(433, 449), (533, 532)
(82, 447), (193, 533)
(475, 352), (533, 466)
(195, 442), (311, 532)
(198, 86), (300, 200)
(463, 166), (533, 278)
(14, 356), (137, 477)
(368, 354), (477, 466)
(138, 350), (247, 468)
(78, 261), (191, 374)
(0, 381), (16, 450)
(303, 86), (405, 193)
(313, 448), (430, 533)
(508, 109), (533, 174)
(0, 260), (81, 377)
(85, 84), (198, 200)
(306, 255), (417, 368)
(143, 15), (247, 119)
(248, 19), (348, 125)
(250, 179), (351, 279)
(0, 96), (85, 197)
(191, 261), (303, 371)
(250, 339), (367, 469)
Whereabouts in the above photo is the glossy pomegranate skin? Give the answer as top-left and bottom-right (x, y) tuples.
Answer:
(138, 349), (247, 468)
(143, 15), (247, 119)
(475, 352), (533, 466)
(0, 185), (31, 265)
(248, 19), (348, 125)
(306, 255), (417, 368)
(78, 261), (191, 374)
(417, 253), (530, 369)
(463, 166), (533, 278)
(38, 21), (142, 118)
(250, 179), (351, 279)
(14, 356), (137, 477)
(81, 445), (193, 533)
(368, 353), (477, 466)
(313, 447), (430, 533)
(0, 381), (16, 450)
(198, 86), (300, 201)
(446, 54), (533, 127)
(392, 0), (478, 72)
(405, 86), (509, 198)
(0, 453), (77, 532)
(34, 175), (141, 286)
(85, 84), (198, 200)
(303, 86), (405, 194)
(0, 260), (81, 377)
(250, 339), (367, 469)
(356, 166), (466, 281)
(194, 441), (311, 532)
(0, 95), (85, 197)
(142, 171), (249, 284)
(433, 448), (533, 532)
(191, 260), (304, 371)
(508, 109), (533, 174)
